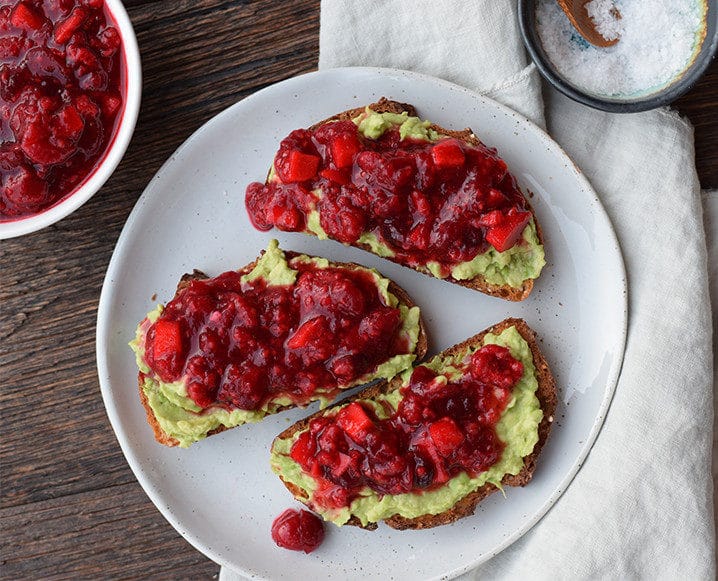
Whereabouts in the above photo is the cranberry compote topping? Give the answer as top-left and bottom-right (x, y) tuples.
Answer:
(143, 261), (410, 411)
(245, 119), (532, 274)
(271, 508), (324, 553)
(289, 344), (524, 510)
(1, 0), (125, 219)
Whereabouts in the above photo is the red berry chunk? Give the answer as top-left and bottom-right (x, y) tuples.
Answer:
(146, 319), (185, 381)
(95, 26), (121, 57)
(330, 133), (361, 168)
(271, 509), (325, 554)
(280, 150), (320, 183)
(271, 203), (301, 231)
(428, 417), (465, 456)
(431, 139), (465, 168)
(318, 193), (366, 244)
(485, 210), (531, 252)
(286, 316), (328, 350)
(216, 361), (266, 410)
(54, 7), (87, 45)
(336, 402), (374, 442)
(469, 343), (524, 389)
(319, 167), (350, 185)
(3, 164), (48, 213)
(100, 93), (122, 117)
(0, 37), (24, 59)
(484, 187), (508, 209)
(295, 269), (366, 319)
(187, 380), (217, 409)
(20, 105), (84, 165)
(244, 182), (273, 231)
(358, 307), (400, 345)
(151, 319), (183, 359)
(290, 431), (314, 466)
(329, 354), (357, 382)
(10, 3), (45, 30)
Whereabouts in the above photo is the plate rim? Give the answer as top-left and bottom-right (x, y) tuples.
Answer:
(96, 65), (628, 579)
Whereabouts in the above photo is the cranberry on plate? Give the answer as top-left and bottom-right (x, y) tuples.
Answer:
(271, 508), (325, 554)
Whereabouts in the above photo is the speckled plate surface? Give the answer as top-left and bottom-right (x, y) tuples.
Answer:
(96, 67), (627, 580)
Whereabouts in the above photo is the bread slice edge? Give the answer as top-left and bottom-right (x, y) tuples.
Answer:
(305, 98), (543, 301)
(273, 317), (557, 530)
(135, 249), (428, 447)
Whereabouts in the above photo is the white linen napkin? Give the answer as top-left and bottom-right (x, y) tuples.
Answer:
(321, 0), (714, 578)
(707, 188), (718, 573)
(220, 1), (714, 578)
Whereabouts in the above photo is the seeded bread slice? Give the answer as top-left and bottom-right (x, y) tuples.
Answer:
(136, 249), (428, 447)
(307, 98), (545, 301)
(273, 317), (556, 530)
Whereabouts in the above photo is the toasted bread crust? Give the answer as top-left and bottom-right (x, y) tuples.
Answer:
(305, 98), (543, 301)
(138, 374), (180, 446)
(274, 317), (556, 530)
(136, 250), (428, 447)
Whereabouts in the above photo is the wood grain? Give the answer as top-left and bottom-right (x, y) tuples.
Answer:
(0, 0), (715, 578)
(0, 483), (217, 579)
(1, 0), (319, 578)
(675, 57), (718, 189)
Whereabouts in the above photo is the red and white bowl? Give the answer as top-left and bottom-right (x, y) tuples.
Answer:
(0, 0), (142, 239)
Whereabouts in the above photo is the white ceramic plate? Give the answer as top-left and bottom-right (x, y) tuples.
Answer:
(96, 67), (627, 580)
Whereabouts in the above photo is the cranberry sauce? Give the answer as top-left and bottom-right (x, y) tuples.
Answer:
(288, 344), (524, 510)
(246, 119), (532, 275)
(143, 261), (411, 411)
(271, 508), (325, 553)
(1, 0), (125, 219)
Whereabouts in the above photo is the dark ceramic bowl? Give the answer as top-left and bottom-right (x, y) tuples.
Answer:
(518, 0), (718, 113)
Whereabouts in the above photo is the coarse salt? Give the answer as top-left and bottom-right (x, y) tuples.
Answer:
(585, 0), (623, 41)
(536, 0), (708, 98)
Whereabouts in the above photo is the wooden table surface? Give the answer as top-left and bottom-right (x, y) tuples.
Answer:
(1, 1), (716, 578)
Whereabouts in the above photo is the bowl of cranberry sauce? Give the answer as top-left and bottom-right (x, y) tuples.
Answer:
(0, 0), (141, 238)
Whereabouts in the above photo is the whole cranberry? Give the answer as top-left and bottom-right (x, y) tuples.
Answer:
(271, 509), (324, 554)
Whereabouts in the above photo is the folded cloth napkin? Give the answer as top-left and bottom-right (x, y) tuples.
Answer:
(221, 1), (714, 578)
(707, 188), (718, 573)
(321, 0), (714, 578)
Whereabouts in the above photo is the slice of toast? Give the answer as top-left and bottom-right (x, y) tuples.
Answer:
(132, 242), (428, 447)
(271, 318), (556, 530)
(246, 99), (545, 301)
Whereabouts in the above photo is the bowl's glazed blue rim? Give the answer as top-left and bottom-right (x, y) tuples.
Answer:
(518, 0), (718, 113)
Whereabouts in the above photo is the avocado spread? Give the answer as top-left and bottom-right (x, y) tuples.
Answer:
(129, 240), (421, 447)
(356, 109), (442, 142)
(301, 109), (545, 288)
(270, 325), (543, 527)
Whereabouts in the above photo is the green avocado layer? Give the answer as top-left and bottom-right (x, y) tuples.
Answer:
(270, 325), (543, 527)
(300, 110), (545, 289)
(129, 240), (422, 447)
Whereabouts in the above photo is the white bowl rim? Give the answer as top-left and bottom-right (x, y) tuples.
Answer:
(0, 0), (142, 239)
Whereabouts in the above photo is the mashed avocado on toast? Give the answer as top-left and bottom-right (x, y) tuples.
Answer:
(130, 240), (424, 447)
(245, 99), (546, 301)
(270, 321), (554, 528)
